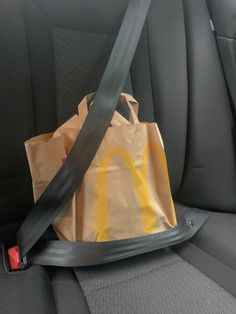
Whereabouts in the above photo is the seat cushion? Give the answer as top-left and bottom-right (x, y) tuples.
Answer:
(75, 250), (236, 314)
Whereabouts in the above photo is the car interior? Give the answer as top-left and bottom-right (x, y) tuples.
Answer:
(0, 0), (236, 313)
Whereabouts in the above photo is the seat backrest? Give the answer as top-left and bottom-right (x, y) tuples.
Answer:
(0, 0), (235, 231)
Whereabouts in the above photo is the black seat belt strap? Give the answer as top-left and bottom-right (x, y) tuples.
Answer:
(28, 209), (208, 267)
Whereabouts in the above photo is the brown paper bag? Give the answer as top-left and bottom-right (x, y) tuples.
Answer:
(25, 93), (177, 242)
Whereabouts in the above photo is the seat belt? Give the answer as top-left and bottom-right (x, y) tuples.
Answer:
(14, 0), (208, 269)
(27, 209), (207, 267)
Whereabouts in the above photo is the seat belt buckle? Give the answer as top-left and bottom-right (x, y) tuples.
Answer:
(8, 246), (27, 271)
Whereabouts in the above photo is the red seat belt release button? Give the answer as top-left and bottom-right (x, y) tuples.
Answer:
(8, 246), (22, 270)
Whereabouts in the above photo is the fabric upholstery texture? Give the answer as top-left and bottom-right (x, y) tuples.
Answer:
(53, 27), (133, 124)
(75, 250), (236, 314)
(53, 27), (115, 123)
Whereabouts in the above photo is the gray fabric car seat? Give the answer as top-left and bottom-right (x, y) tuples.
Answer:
(0, 0), (236, 313)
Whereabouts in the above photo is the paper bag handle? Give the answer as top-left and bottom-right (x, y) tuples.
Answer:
(78, 93), (139, 128)
(119, 94), (139, 124)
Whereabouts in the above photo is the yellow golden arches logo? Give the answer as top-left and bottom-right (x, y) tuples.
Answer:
(94, 143), (176, 241)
